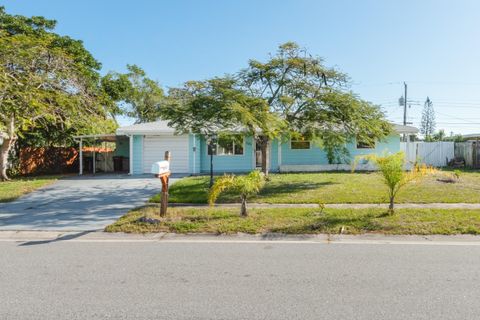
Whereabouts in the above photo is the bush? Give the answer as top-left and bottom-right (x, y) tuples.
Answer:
(209, 170), (265, 216)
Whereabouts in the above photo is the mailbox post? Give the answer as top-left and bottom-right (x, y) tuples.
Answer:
(151, 151), (171, 217)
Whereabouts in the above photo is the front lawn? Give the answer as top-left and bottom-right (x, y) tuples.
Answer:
(106, 205), (480, 235)
(0, 176), (59, 202)
(151, 171), (480, 204)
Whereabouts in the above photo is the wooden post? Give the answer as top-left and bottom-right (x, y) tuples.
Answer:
(160, 151), (171, 217)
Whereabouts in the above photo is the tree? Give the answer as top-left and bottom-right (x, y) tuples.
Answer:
(432, 129), (446, 142)
(420, 97), (436, 141)
(353, 152), (435, 213)
(102, 64), (165, 123)
(162, 77), (284, 184)
(237, 42), (391, 174)
(0, 7), (116, 180)
(208, 170), (265, 216)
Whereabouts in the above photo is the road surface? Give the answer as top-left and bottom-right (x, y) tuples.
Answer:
(1, 238), (480, 319)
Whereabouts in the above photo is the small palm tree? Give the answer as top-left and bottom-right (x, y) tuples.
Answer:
(353, 152), (435, 213)
(208, 171), (265, 217)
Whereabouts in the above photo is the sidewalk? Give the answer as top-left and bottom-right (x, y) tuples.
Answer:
(170, 202), (480, 209)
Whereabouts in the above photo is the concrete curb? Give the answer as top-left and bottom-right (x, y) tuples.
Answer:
(3, 230), (480, 245)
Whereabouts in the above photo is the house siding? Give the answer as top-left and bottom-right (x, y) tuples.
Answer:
(132, 135), (143, 174)
(281, 134), (400, 165)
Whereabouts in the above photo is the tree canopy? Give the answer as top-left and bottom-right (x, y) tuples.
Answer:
(238, 42), (391, 164)
(162, 77), (284, 137)
(0, 7), (116, 179)
(102, 64), (165, 123)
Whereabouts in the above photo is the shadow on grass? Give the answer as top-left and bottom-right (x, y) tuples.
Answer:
(258, 181), (336, 197)
(270, 211), (389, 234)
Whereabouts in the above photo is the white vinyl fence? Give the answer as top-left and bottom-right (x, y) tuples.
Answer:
(400, 142), (454, 167)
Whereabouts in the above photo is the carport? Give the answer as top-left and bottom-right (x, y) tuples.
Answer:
(73, 134), (130, 175)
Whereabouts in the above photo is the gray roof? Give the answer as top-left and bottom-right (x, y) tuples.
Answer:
(116, 120), (176, 135)
(116, 120), (418, 135)
(392, 124), (419, 134)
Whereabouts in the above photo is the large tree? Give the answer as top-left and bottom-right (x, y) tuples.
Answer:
(162, 77), (282, 137)
(420, 97), (435, 141)
(102, 64), (165, 123)
(238, 42), (391, 173)
(0, 7), (116, 180)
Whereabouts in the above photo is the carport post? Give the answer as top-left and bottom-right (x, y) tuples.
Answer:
(79, 138), (83, 175)
(92, 145), (96, 175)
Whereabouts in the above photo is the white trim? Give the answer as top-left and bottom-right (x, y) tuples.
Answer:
(129, 135), (133, 175)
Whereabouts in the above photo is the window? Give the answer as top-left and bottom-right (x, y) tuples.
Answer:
(356, 138), (375, 149)
(208, 135), (244, 156)
(290, 140), (310, 150)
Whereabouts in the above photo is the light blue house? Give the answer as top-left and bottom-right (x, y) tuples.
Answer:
(112, 121), (418, 175)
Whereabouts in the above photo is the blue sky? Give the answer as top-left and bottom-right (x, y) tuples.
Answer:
(4, 0), (480, 134)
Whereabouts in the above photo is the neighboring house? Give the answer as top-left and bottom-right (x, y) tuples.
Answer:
(109, 121), (418, 175)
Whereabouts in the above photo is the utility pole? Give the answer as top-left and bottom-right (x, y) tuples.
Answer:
(403, 82), (407, 127)
(403, 82), (408, 142)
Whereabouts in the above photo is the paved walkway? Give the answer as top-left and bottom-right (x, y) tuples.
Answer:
(171, 202), (480, 209)
(0, 174), (180, 231)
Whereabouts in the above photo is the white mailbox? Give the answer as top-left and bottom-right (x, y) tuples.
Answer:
(151, 161), (170, 175)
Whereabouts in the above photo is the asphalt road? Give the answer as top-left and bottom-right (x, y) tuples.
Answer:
(1, 240), (480, 319)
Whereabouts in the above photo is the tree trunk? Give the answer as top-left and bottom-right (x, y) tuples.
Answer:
(259, 136), (270, 177)
(240, 195), (248, 217)
(388, 196), (395, 213)
(0, 117), (15, 181)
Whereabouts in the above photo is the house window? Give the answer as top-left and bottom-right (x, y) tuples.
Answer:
(208, 135), (244, 156)
(356, 138), (375, 149)
(290, 139), (310, 150)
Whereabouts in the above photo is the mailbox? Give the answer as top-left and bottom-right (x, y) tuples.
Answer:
(151, 160), (170, 176)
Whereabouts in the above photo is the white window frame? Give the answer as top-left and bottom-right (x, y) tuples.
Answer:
(208, 135), (245, 156)
(290, 139), (311, 150)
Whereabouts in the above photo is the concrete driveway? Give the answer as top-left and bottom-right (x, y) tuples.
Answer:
(0, 174), (180, 231)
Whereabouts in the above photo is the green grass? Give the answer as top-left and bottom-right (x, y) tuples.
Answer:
(151, 171), (480, 204)
(0, 176), (59, 202)
(106, 205), (480, 235)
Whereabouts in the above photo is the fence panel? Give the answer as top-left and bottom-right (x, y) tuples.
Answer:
(455, 142), (474, 167)
(400, 142), (455, 167)
(417, 142), (454, 167)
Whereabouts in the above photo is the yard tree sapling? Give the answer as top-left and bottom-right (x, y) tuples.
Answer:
(208, 170), (265, 217)
(238, 42), (391, 170)
(353, 152), (436, 213)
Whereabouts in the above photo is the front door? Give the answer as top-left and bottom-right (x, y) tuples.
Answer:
(255, 139), (262, 168)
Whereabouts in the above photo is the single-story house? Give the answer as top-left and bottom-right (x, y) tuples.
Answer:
(74, 121), (417, 175)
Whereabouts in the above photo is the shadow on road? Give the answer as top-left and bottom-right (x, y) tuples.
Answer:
(18, 230), (94, 246)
